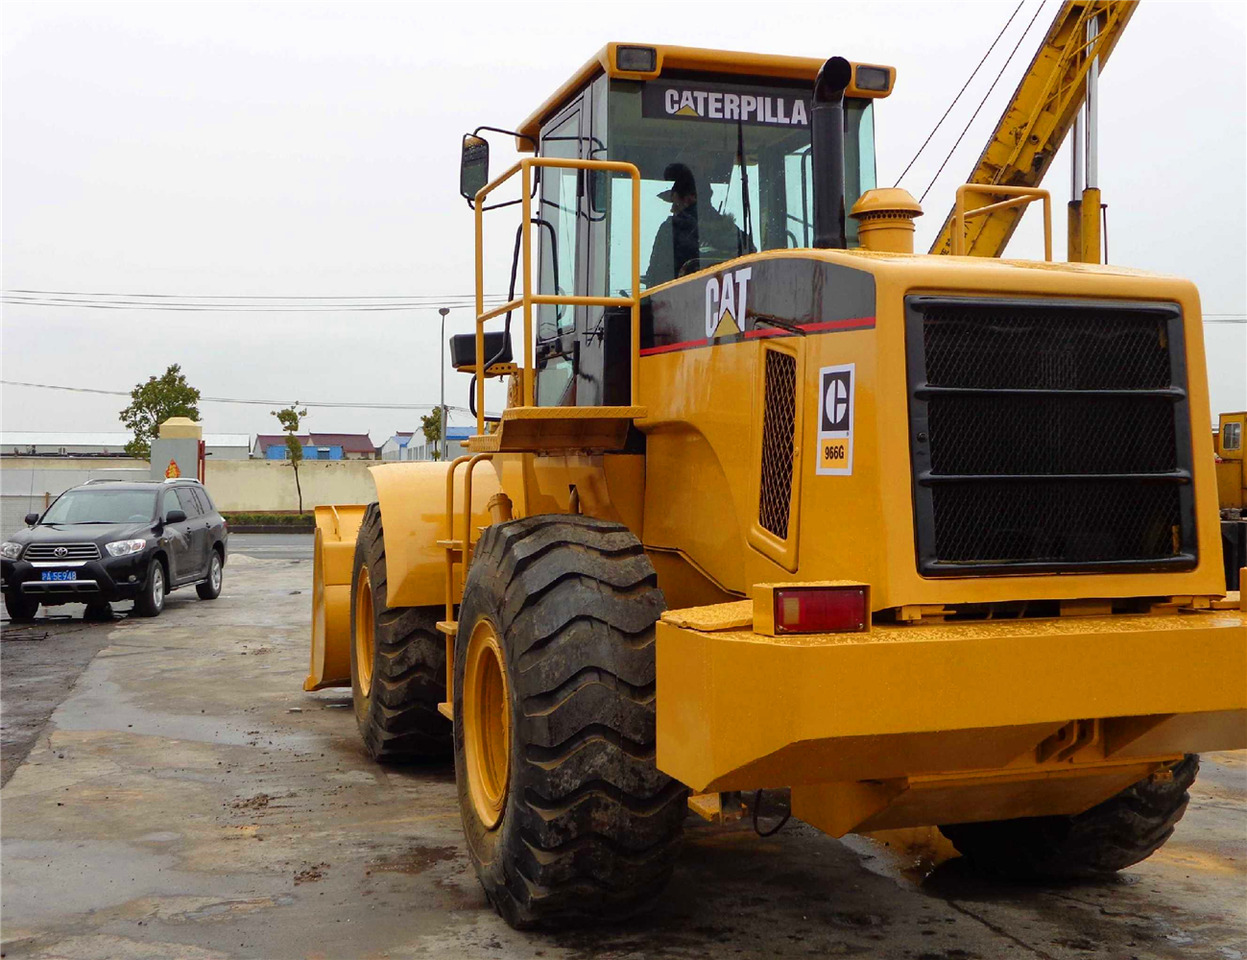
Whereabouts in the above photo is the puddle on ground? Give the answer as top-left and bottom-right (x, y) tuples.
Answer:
(367, 844), (461, 875)
(54, 667), (315, 751)
(839, 827), (960, 886)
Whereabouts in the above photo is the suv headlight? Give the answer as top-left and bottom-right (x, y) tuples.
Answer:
(105, 539), (148, 557)
(1, 542), (23, 560)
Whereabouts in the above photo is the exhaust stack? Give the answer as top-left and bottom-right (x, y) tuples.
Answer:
(811, 56), (853, 249)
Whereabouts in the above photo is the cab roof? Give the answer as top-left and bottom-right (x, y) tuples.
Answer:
(517, 43), (896, 148)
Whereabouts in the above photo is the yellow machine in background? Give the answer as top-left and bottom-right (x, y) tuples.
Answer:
(307, 8), (1246, 932)
(1215, 411), (1246, 512)
(1215, 411), (1246, 591)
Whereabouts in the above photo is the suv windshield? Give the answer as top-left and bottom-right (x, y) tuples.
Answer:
(601, 78), (876, 291)
(41, 489), (158, 525)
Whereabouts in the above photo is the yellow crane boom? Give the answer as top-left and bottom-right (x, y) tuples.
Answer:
(931, 0), (1137, 259)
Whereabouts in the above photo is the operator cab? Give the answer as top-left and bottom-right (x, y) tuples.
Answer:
(459, 44), (894, 410)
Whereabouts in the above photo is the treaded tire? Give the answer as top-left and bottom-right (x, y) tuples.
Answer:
(4, 592), (39, 622)
(196, 548), (223, 600)
(940, 754), (1199, 880)
(350, 503), (451, 762)
(454, 514), (687, 929)
(84, 601), (113, 621)
(133, 558), (165, 617)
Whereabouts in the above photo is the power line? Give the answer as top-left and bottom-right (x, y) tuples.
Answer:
(0, 378), (491, 413)
(6, 289), (510, 300)
(920, 0), (1050, 204)
(894, 0), (1025, 189)
(2, 292), (512, 313)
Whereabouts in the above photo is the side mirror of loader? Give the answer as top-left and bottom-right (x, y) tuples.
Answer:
(460, 134), (490, 203)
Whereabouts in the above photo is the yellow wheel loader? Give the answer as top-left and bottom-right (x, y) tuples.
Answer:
(307, 37), (1246, 930)
(1215, 411), (1246, 590)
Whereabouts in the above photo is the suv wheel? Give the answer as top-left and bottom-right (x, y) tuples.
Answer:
(4, 592), (39, 622)
(134, 558), (166, 617)
(84, 600), (113, 621)
(197, 550), (223, 600)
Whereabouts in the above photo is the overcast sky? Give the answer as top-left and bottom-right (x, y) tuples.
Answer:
(3, 0), (1245, 445)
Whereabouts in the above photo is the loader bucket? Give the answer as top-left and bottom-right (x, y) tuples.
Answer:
(305, 504), (369, 691)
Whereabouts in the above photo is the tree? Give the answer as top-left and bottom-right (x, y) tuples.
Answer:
(272, 404), (309, 514)
(420, 407), (443, 462)
(119, 364), (201, 459)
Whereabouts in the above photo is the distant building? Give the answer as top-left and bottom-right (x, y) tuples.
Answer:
(0, 432), (250, 460)
(252, 433), (378, 461)
(406, 426), (473, 461)
(380, 432), (417, 461)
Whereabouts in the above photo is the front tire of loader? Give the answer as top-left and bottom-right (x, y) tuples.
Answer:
(349, 503), (451, 762)
(454, 514), (687, 929)
(940, 754), (1199, 880)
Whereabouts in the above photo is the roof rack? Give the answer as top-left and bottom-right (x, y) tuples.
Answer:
(83, 478), (126, 484)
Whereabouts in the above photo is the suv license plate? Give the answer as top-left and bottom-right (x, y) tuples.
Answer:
(41, 570), (77, 582)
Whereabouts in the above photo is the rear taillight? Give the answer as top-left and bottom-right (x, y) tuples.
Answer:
(773, 585), (868, 634)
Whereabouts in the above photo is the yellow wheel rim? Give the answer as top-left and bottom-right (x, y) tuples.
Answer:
(354, 567), (375, 698)
(463, 618), (511, 830)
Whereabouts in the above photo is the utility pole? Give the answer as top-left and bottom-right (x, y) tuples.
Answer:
(438, 307), (450, 461)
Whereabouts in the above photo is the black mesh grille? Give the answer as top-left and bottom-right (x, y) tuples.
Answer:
(759, 350), (797, 539)
(927, 395), (1178, 475)
(930, 482), (1182, 564)
(922, 304), (1172, 390)
(906, 297), (1196, 575)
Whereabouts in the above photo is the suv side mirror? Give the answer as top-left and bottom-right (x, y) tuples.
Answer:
(24, 512), (39, 526)
(460, 134), (490, 202)
(165, 509), (187, 524)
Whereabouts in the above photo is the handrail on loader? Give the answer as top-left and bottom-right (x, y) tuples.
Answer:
(952, 184), (1052, 261)
(472, 157), (643, 437)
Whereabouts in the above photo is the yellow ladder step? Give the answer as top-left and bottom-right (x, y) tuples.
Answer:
(437, 702), (453, 720)
(436, 620), (458, 636)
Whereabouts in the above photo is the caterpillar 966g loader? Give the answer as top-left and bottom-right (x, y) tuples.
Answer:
(307, 33), (1247, 929)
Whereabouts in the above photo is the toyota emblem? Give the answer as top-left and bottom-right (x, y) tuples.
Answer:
(53, 546), (68, 558)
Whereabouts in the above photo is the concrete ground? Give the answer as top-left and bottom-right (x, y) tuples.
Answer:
(1, 548), (1244, 959)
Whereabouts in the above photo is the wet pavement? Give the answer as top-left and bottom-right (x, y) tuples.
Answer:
(1, 553), (1245, 959)
(228, 534), (313, 562)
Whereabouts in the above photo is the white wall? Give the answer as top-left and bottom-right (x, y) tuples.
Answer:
(1, 458), (149, 536)
(203, 459), (377, 511)
(0, 457), (379, 535)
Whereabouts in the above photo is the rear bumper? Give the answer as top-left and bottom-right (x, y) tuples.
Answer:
(655, 606), (1247, 796)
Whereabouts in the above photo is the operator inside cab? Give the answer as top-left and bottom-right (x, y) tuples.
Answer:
(644, 162), (756, 287)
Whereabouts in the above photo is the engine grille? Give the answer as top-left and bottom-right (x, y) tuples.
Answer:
(905, 296), (1196, 575)
(24, 542), (102, 562)
(758, 349), (797, 539)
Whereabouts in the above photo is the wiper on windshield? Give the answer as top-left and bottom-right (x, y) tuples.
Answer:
(54, 520), (118, 525)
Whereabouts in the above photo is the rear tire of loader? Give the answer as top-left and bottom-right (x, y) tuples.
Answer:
(940, 754), (1199, 880)
(349, 503), (451, 762)
(454, 514), (687, 929)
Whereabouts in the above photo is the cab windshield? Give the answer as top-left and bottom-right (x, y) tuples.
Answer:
(529, 72), (878, 406)
(41, 489), (158, 525)
(601, 78), (875, 292)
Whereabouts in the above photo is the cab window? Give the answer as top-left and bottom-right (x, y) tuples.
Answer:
(161, 490), (182, 521)
(535, 105), (584, 407)
(596, 79), (876, 294)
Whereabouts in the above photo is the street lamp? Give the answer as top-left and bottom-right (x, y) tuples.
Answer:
(438, 307), (450, 461)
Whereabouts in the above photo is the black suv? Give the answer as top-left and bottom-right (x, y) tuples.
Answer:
(2, 479), (228, 620)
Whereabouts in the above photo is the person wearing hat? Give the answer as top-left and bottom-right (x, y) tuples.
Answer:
(644, 163), (753, 287)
